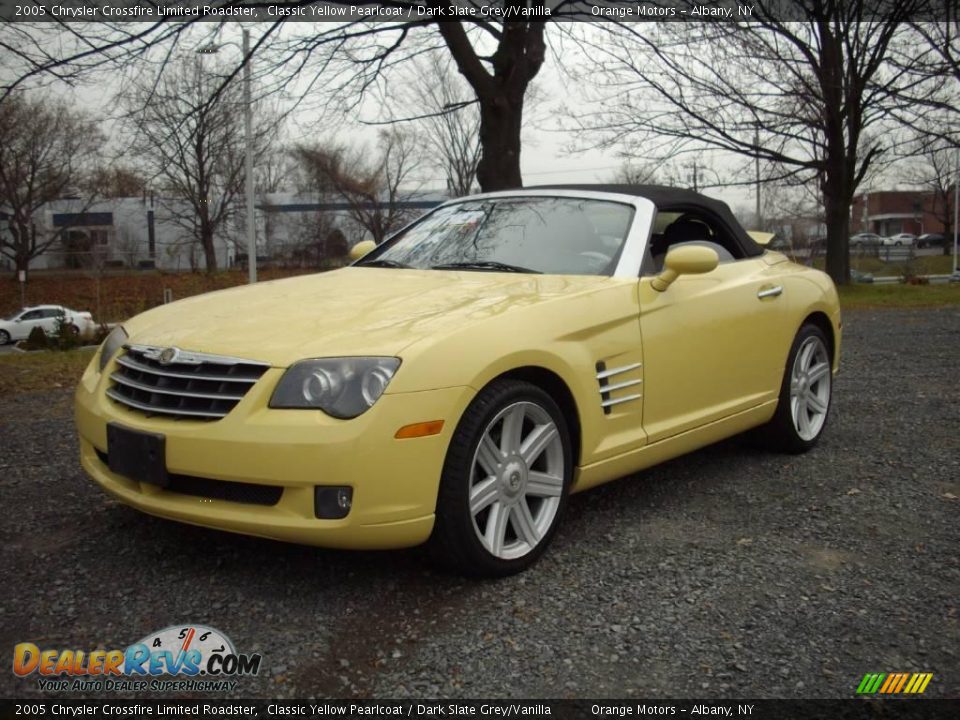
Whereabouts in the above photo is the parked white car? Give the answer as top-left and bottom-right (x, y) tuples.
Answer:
(882, 233), (916, 246)
(0, 305), (95, 344)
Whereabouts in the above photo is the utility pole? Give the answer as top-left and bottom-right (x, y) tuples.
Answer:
(953, 147), (959, 274)
(197, 30), (257, 282)
(687, 159), (699, 193)
(754, 126), (762, 229)
(243, 28), (256, 284)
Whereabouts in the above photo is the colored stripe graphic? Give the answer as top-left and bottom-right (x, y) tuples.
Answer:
(857, 673), (885, 694)
(857, 672), (932, 694)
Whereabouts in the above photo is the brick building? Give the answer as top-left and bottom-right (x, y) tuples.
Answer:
(851, 189), (956, 237)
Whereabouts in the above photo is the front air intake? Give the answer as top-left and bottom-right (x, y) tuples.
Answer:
(107, 344), (269, 421)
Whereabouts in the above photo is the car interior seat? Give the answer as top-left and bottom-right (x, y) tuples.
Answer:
(650, 218), (712, 270)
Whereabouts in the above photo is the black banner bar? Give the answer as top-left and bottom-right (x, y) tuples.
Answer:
(0, 1), (953, 24)
(1, 700), (959, 720)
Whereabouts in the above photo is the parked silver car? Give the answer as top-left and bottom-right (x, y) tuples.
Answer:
(849, 233), (882, 247)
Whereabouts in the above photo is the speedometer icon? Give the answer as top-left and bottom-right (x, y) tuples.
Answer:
(134, 624), (235, 673)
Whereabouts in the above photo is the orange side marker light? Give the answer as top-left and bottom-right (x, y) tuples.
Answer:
(395, 420), (445, 439)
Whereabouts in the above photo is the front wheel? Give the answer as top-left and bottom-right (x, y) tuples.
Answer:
(429, 379), (573, 577)
(0, 329), (9, 345)
(761, 324), (833, 453)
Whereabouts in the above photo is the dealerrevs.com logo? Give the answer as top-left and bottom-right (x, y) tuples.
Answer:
(13, 625), (262, 693)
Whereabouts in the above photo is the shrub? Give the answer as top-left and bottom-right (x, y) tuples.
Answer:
(53, 315), (81, 351)
(21, 326), (49, 351)
(91, 323), (112, 345)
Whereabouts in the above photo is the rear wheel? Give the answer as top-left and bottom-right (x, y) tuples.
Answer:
(429, 379), (573, 577)
(0, 329), (9, 345)
(761, 324), (833, 453)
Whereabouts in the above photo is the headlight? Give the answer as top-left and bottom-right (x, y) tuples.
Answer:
(98, 326), (128, 372)
(270, 357), (401, 418)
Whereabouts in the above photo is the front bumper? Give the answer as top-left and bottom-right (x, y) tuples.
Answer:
(75, 358), (475, 549)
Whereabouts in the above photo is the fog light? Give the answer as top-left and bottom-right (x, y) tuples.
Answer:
(314, 486), (353, 519)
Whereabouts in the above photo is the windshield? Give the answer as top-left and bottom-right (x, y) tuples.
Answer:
(359, 197), (635, 276)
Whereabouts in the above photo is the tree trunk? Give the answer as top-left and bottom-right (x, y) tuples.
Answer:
(437, 21), (543, 192)
(475, 93), (524, 192)
(823, 187), (850, 285)
(817, 23), (851, 287)
(13, 221), (31, 279)
(200, 224), (218, 273)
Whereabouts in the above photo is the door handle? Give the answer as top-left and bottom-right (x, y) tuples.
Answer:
(757, 285), (783, 299)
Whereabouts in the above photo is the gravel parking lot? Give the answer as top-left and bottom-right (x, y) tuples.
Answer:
(1, 308), (957, 700)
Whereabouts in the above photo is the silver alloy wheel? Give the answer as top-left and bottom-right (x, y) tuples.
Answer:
(469, 401), (565, 561)
(789, 335), (831, 441)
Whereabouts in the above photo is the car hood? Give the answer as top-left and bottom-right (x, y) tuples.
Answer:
(123, 267), (610, 367)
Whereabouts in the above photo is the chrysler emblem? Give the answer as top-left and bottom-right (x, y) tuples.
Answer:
(158, 347), (180, 365)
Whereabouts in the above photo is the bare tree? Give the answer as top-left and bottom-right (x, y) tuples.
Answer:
(903, 143), (958, 253)
(571, 3), (939, 284)
(281, 213), (350, 268)
(915, 4), (960, 83)
(0, 3), (597, 192)
(294, 129), (422, 244)
(89, 165), (148, 199)
(609, 161), (660, 186)
(395, 54), (481, 197)
(256, 145), (295, 196)
(892, 12), (960, 146)
(609, 159), (687, 187)
(87, 164), (149, 199)
(0, 92), (103, 277)
(761, 180), (826, 244)
(123, 58), (274, 273)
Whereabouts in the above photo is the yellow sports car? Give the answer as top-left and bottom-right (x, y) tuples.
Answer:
(75, 185), (840, 576)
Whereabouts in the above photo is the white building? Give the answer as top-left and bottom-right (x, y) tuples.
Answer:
(1, 191), (449, 273)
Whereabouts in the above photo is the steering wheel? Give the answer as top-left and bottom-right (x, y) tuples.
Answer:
(670, 213), (713, 239)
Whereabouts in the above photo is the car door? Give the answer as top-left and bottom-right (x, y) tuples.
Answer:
(39, 308), (64, 335)
(13, 309), (45, 340)
(638, 255), (791, 445)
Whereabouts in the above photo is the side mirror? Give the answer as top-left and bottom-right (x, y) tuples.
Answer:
(651, 245), (719, 292)
(349, 240), (377, 261)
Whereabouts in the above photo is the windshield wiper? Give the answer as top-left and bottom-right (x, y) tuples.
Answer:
(430, 261), (541, 274)
(358, 258), (410, 269)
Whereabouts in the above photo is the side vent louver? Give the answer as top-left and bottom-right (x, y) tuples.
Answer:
(596, 360), (643, 415)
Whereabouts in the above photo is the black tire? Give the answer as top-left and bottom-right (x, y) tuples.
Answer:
(759, 324), (833, 454)
(0, 329), (9, 345)
(428, 379), (573, 577)
(67, 324), (80, 336)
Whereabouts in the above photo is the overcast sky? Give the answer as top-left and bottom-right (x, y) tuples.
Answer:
(8, 18), (928, 217)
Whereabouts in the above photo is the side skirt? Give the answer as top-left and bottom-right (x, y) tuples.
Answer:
(572, 400), (778, 493)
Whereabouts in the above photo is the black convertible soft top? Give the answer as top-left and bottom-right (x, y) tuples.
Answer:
(531, 183), (763, 258)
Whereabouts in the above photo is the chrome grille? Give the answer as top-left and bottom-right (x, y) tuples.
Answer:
(107, 344), (270, 420)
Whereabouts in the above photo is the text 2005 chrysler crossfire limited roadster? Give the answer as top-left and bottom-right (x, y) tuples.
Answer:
(75, 185), (840, 576)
